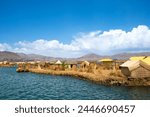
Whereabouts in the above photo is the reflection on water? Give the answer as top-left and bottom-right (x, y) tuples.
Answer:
(0, 67), (150, 100)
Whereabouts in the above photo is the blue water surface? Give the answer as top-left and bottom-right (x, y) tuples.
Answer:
(0, 67), (150, 100)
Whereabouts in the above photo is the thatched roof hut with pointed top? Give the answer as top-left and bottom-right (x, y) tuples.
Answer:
(55, 60), (62, 65)
(54, 60), (63, 71)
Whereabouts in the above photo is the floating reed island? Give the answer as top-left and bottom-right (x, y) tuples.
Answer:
(15, 57), (150, 86)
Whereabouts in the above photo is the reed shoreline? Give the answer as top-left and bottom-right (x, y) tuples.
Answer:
(27, 68), (150, 86)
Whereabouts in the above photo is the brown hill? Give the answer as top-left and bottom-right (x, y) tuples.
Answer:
(77, 53), (106, 61)
(0, 51), (22, 61)
(0, 51), (150, 61)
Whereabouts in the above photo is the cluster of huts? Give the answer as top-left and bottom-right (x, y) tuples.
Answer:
(2, 56), (150, 79)
(0, 61), (15, 67)
(16, 58), (125, 74)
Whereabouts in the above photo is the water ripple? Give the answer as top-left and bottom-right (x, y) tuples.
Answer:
(0, 67), (150, 100)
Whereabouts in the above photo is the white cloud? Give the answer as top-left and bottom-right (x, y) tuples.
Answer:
(13, 39), (82, 57)
(0, 43), (11, 51)
(1, 25), (150, 57)
(72, 25), (150, 54)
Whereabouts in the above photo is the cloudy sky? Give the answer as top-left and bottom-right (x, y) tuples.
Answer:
(0, 0), (150, 57)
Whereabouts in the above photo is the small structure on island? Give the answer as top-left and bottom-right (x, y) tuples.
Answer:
(0, 61), (15, 67)
(65, 61), (78, 70)
(54, 60), (63, 71)
(120, 56), (150, 78)
(99, 58), (113, 69)
(3, 61), (9, 65)
(99, 58), (113, 63)
(55, 60), (62, 65)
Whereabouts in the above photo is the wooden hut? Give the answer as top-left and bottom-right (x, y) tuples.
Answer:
(120, 60), (150, 78)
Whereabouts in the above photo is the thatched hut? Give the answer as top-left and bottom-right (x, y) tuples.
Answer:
(55, 60), (63, 71)
(120, 60), (150, 78)
(99, 58), (113, 69)
(55, 60), (62, 65)
(3, 61), (9, 65)
(65, 61), (78, 70)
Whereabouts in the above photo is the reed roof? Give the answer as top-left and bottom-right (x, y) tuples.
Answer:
(99, 58), (113, 62)
(130, 56), (146, 61)
(120, 60), (150, 71)
(142, 57), (150, 65)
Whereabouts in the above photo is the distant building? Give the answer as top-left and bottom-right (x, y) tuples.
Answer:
(99, 58), (113, 62)
(3, 61), (9, 65)
(65, 61), (78, 69)
(55, 60), (62, 65)
(99, 58), (113, 69)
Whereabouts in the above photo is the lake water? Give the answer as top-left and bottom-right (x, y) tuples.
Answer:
(0, 67), (150, 100)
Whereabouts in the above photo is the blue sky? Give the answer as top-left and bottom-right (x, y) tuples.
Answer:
(0, 0), (150, 57)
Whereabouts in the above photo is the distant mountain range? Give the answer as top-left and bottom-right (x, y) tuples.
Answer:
(111, 52), (150, 60)
(0, 51), (62, 61)
(0, 51), (150, 61)
(76, 53), (107, 61)
(0, 51), (21, 61)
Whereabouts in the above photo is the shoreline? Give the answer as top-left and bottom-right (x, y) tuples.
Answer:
(27, 69), (150, 86)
